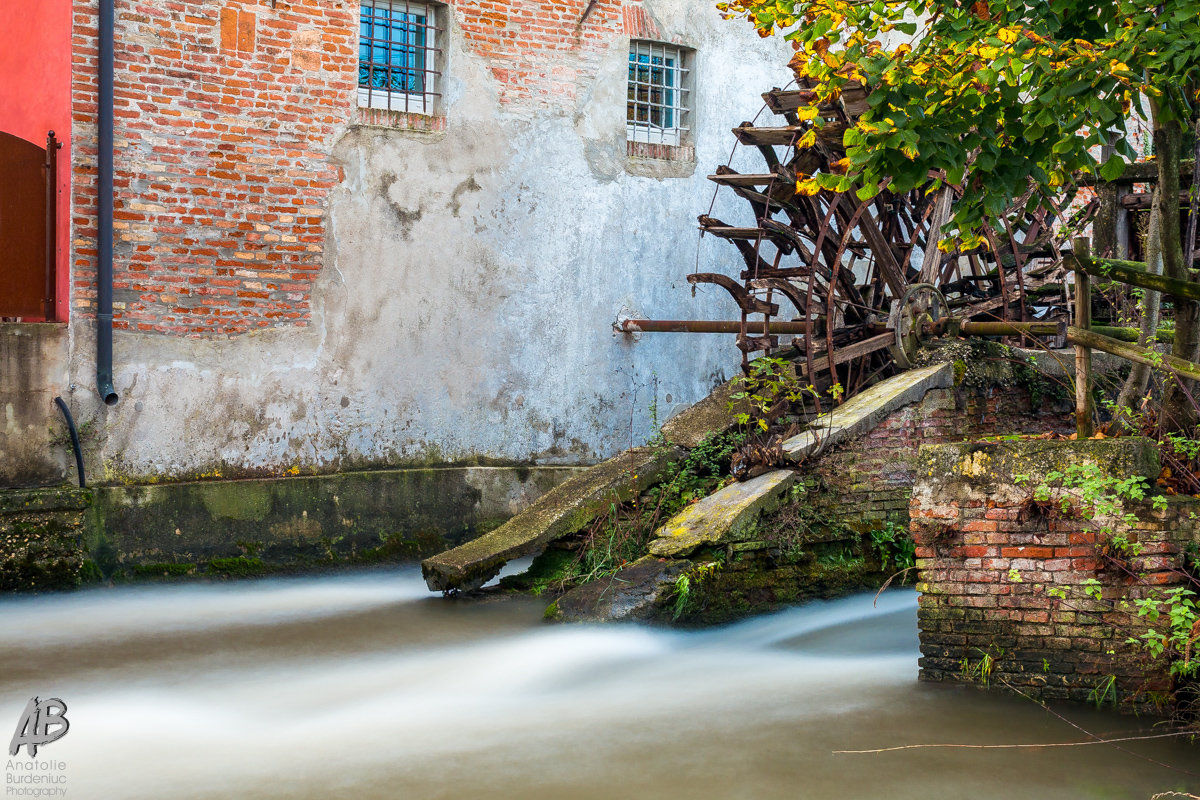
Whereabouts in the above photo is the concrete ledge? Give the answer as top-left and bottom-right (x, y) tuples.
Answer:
(783, 362), (955, 461)
(649, 469), (797, 558)
(422, 446), (682, 593)
(91, 465), (580, 573)
(0, 487), (92, 514)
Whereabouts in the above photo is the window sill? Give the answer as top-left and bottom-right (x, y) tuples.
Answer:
(355, 106), (446, 133)
(625, 139), (696, 179)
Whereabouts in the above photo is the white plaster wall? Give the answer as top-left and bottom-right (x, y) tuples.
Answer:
(66, 2), (794, 480)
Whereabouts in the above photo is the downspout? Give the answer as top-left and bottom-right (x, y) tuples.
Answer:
(97, 0), (118, 405)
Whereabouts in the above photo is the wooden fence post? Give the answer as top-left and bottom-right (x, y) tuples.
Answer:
(1073, 238), (1094, 438)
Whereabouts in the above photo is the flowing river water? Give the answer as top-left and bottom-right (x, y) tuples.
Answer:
(1, 566), (1197, 799)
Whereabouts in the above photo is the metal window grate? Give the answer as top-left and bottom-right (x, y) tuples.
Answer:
(627, 40), (690, 147)
(358, 0), (443, 115)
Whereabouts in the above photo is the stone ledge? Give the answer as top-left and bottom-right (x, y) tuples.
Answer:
(916, 437), (1160, 496)
(783, 362), (955, 461)
(0, 487), (93, 515)
(422, 446), (682, 593)
(649, 469), (797, 558)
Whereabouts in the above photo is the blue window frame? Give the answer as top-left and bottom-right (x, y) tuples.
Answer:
(627, 41), (691, 145)
(358, 1), (440, 114)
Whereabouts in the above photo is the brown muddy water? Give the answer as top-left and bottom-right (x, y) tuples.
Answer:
(1, 566), (1197, 799)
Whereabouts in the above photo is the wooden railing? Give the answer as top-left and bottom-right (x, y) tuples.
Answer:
(1063, 237), (1200, 437)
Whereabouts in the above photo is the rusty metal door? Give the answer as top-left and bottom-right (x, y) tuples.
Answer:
(0, 131), (50, 319)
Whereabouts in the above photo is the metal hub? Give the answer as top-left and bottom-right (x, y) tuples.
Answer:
(888, 283), (949, 369)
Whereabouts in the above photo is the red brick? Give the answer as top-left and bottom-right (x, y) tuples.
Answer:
(1000, 546), (1054, 559)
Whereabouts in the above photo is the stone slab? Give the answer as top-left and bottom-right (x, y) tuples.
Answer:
(648, 469), (797, 558)
(422, 446), (682, 592)
(782, 362), (955, 461)
(549, 555), (692, 623)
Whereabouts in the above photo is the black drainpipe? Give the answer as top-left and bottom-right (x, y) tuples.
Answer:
(97, 0), (118, 406)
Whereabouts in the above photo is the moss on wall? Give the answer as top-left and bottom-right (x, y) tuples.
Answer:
(1, 465), (579, 591)
(0, 488), (91, 592)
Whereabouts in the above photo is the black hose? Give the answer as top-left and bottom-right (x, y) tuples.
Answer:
(96, 0), (118, 406)
(53, 397), (87, 489)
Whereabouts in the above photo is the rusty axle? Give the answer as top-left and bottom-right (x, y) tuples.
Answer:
(616, 319), (816, 334)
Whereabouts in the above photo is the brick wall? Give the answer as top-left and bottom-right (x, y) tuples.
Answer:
(70, 0), (356, 336)
(460, 0), (627, 112)
(803, 383), (1075, 533)
(68, 0), (671, 338)
(911, 439), (1199, 707)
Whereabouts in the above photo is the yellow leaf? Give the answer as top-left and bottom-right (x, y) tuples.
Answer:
(797, 129), (817, 149)
(912, 61), (931, 77)
(997, 26), (1020, 45)
(796, 105), (820, 122)
(795, 177), (822, 196)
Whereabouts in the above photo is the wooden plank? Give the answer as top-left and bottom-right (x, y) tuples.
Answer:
(762, 89), (816, 114)
(794, 333), (893, 377)
(1068, 253), (1200, 302)
(733, 125), (802, 147)
(687, 273), (779, 316)
(762, 84), (869, 117)
(698, 224), (793, 251)
(917, 186), (954, 283)
(1073, 239), (1094, 438)
(839, 203), (908, 297)
(707, 173), (777, 187)
(1068, 326), (1200, 383)
(1078, 159), (1195, 185)
(1120, 190), (1192, 210)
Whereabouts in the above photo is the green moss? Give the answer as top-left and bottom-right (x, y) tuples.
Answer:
(198, 482), (273, 522)
(953, 360), (967, 386)
(543, 599), (560, 621)
(206, 556), (267, 577)
(132, 562), (197, 579)
(355, 533), (426, 564)
(499, 547), (579, 593)
(77, 559), (105, 585)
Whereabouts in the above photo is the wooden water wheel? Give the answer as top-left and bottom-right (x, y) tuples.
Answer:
(692, 79), (1078, 396)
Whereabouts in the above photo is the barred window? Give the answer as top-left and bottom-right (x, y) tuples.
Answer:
(358, 0), (443, 115)
(627, 41), (691, 147)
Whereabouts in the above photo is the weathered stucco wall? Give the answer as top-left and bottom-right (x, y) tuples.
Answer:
(0, 325), (73, 488)
(57, 0), (793, 484)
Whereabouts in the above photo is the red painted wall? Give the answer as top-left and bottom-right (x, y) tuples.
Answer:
(0, 0), (72, 321)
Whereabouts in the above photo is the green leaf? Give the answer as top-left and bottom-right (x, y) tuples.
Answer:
(1099, 156), (1127, 182)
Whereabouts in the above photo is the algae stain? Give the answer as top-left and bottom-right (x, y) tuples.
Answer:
(199, 483), (273, 522)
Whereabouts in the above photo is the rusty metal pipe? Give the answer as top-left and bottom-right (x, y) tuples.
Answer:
(617, 319), (814, 334)
(958, 320), (1066, 338)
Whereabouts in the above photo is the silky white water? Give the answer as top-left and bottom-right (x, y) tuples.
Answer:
(1, 567), (1196, 799)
